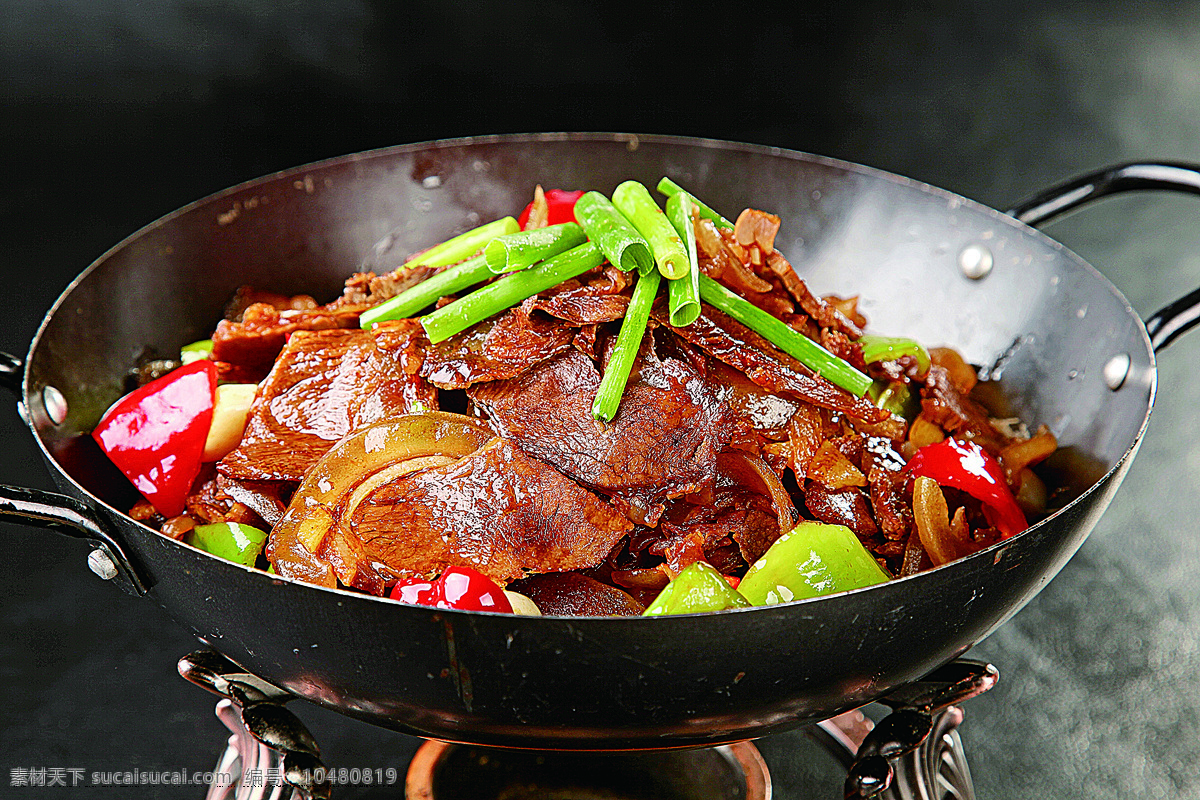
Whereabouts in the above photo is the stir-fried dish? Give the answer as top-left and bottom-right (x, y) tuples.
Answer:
(93, 179), (1060, 616)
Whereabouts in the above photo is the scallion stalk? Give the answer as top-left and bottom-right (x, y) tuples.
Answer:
(611, 181), (690, 280)
(359, 254), (492, 329)
(665, 192), (700, 327)
(697, 274), (873, 397)
(406, 216), (520, 269)
(592, 268), (662, 422)
(574, 191), (654, 274)
(483, 222), (588, 274)
(656, 177), (734, 230)
(421, 242), (604, 343)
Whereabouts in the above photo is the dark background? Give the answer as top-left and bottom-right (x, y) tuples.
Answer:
(4, 1), (1200, 797)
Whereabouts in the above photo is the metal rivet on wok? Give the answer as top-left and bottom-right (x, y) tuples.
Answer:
(42, 385), (68, 425)
(958, 244), (993, 280)
(1103, 353), (1131, 390)
(87, 548), (118, 581)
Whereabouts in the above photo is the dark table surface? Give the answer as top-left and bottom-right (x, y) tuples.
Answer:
(4, 2), (1200, 797)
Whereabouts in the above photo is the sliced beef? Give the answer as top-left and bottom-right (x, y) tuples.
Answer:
(508, 572), (645, 616)
(336, 262), (439, 309)
(223, 285), (319, 322)
(419, 308), (576, 389)
(867, 464), (912, 542)
(657, 487), (781, 570)
(659, 306), (889, 425)
(523, 291), (630, 325)
(920, 365), (1006, 452)
(703, 357), (801, 439)
(762, 252), (863, 338)
(470, 341), (731, 525)
(216, 474), (291, 529)
(211, 302), (361, 381)
(348, 438), (634, 584)
(184, 465), (269, 528)
(804, 481), (879, 540)
(218, 320), (435, 482)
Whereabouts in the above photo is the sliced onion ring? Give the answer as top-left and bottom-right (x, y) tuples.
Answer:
(269, 412), (494, 587)
(717, 451), (797, 536)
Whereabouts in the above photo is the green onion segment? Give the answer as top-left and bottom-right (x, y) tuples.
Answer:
(664, 192), (701, 328)
(592, 268), (662, 422)
(405, 216), (520, 269)
(697, 274), (873, 397)
(360, 254), (493, 329)
(574, 191), (654, 274)
(656, 177), (734, 230)
(421, 242), (604, 343)
(484, 222), (588, 274)
(611, 181), (690, 280)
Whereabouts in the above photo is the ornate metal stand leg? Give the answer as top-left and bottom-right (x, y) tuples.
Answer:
(814, 659), (998, 800)
(179, 650), (332, 800)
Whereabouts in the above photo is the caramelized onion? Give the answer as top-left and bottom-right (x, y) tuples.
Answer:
(733, 208), (781, 253)
(999, 425), (1058, 482)
(717, 451), (797, 537)
(912, 476), (971, 566)
(268, 412), (494, 585)
(806, 441), (868, 489)
(929, 347), (977, 393)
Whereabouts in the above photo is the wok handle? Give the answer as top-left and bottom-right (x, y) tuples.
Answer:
(0, 485), (148, 596)
(0, 350), (20, 394)
(0, 351), (149, 596)
(1006, 161), (1200, 353)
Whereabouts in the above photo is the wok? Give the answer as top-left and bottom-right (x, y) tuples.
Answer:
(1, 134), (1197, 751)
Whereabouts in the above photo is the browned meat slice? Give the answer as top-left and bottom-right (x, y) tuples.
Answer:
(336, 262), (439, 309)
(213, 361), (267, 385)
(218, 320), (435, 482)
(419, 308), (576, 389)
(216, 474), (291, 529)
(694, 218), (792, 318)
(920, 365), (1006, 452)
(703, 357), (800, 439)
(659, 306), (889, 425)
(763, 252), (863, 339)
(348, 438), (634, 584)
(184, 465), (270, 529)
(805, 481), (879, 540)
(523, 291), (630, 325)
(211, 302), (361, 381)
(470, 341), (731, 525)
(508, 572), (645, 617)
(223, 285), (319, 322)
(657, 487), (781, 571)
(868, 464), (912, 542)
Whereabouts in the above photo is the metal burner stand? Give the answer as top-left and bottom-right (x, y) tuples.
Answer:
(180, 650), (997, 800)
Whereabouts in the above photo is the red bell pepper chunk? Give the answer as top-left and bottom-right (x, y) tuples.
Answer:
(518, 189), (585, 230)
(92, 360), (217, 518)
(907, 437), (1028, 538)
(389, 577), (439, 606)
(389, 566), (513, 613)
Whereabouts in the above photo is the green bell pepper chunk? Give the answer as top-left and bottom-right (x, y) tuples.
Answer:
(868, 379), (920, 421)
(180, 338), (214, 364)
(737, 521), (890, 605)
(643, 562), (752, 616)
(858, 334), (931, 373)
(189, 522), (268, 567)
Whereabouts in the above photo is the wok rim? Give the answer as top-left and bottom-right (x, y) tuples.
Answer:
(19, 131), (1161, 620)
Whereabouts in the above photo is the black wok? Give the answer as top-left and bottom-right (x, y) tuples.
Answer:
(1, 134), (1196, 751)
